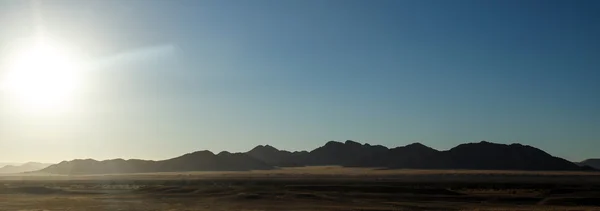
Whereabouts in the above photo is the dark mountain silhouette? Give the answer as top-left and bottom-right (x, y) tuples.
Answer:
(441, 142), (580, 170)
(246, 140), (585, 171)
(579, 159), (600, 169)
(40, 140), (589, 175)
(366, 142), (444, 168)
(303, 140), (389, 166)
(0, 162), (51, 174)
(40, 151), (272, 175)
(246, 145), (308, 167)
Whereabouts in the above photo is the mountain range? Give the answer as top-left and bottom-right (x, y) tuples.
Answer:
(38, 140), (594, 175)
(247, 141), (585, 171)
(41, 151), (272, 175)
(0, 162), (51, 174)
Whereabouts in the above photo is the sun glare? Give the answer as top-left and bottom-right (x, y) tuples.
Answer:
(1, 39), (83, 113)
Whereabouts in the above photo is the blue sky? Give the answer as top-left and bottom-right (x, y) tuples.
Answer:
(0, 0), (598, 162)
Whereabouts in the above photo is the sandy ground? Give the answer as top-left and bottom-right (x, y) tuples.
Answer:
(1, 166), (599, 211)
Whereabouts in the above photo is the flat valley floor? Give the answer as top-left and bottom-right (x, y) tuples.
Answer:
(1, 166), (600, 211)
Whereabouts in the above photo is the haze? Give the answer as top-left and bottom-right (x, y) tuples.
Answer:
(0, 0), (598, 163)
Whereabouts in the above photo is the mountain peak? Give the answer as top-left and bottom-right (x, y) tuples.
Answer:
(251, 144), (279, 151)
(248, 145), (282, 156)
(324, 140), (344, 147)
(405, 142), (427, 148)
(182, 150), (215, 157)
(451, 141), (502, 150)
(345, 140), (361, 145)
(218, 151), (231, 156)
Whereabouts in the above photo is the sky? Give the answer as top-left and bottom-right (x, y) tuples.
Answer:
(0, 0), (598, 163)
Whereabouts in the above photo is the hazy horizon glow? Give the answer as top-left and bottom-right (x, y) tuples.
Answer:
(0, 0), (598, 163)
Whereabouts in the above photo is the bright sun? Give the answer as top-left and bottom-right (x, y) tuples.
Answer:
(1, 39), (83, 112)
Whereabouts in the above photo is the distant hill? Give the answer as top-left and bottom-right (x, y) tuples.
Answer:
(0, 163), (21, 168)
(580, 159), (600, 169)
(40, 151), (272, 175)
(40, 140), (590, 175)
(0, 162), (52, 174)
(245, 140), (585, 171)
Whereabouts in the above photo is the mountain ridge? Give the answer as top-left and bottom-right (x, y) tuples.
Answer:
(41, 151), (272, 175)
(39, 140), (594, 175)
